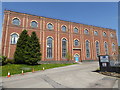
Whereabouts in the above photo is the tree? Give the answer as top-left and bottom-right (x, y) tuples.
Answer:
(25, 32), (41, 65)
(14, 30), (29, 64)
(1, 56), (7, 65)
(66, 52), (72, 61)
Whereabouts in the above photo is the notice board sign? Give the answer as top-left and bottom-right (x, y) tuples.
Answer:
(98, 55), (110, 71)
(100, 55), (109, 62)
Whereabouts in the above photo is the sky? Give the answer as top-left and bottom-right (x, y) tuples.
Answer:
(0, 2), (119, 45)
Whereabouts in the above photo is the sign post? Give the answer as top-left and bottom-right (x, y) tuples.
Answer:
(98, 55), (110, 72)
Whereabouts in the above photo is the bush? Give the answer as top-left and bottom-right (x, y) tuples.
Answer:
(0, 56), (2, 63)
(2, 56), (7, 65)
(1, 56), (14, 65)
(6, 59), (15, 64)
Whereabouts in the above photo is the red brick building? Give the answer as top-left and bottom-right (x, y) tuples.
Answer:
(2, 10), (118, 62)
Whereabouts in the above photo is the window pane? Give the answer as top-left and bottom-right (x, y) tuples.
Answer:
(94, 31), (98, 36)
(84, 29), (89, 34)
(31, 21), (37, 28)
(104, 42), (108, 54)
(48, 23), (53, 30)
(110, 33), (114, 38)
(74, 28), (78, 33)
(112, 43), (115, 51)
(74, 40), (79, 46)
(96, 41), (100, 57)
(62, 26), (66, 32)
(12, 18), (20, 26)
(11, 33), (18, 44)
(103, 32), (107, 37)
(47, 37), (53, 58)
(62, 38), (67, 58)
(86, 40), (90, 58)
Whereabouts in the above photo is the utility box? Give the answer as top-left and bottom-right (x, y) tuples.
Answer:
(98, 55), (110, 72)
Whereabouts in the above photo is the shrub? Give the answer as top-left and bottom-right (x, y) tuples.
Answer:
(6, 59), (15, 64)
(0, 56), (2, 66)
(2, 56), (7, 65)
(0, 56), (2, 63)
(66, 52), (72, 61)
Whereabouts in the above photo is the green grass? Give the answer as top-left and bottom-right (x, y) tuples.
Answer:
(1, 63), (76, 76)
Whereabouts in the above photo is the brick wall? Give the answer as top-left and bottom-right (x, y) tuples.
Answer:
(2, 10), (118, 62)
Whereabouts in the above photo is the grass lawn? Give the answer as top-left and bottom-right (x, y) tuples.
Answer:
(1, 63), (77, 76)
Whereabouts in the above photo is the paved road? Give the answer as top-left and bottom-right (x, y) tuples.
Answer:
(1, 62), (119, 88)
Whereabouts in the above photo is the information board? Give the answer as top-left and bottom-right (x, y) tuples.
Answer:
(100, 55), (109, 62)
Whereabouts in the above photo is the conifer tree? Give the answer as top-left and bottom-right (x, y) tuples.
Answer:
(25, 32), (41, 65)
(14, 30), (29, 64)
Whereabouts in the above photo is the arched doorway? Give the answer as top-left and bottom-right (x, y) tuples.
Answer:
(74, 54), (80, 62)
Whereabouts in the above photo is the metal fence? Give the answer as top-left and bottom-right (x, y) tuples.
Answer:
(109, 54), (120, 67)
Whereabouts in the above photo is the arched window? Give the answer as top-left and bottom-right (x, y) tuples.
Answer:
(31, 21), (38, 28)
(86, 40), (90, 58)
(84, 29), (89, 34)
(96, 41), (100, 57)
(110, 33), (114, 38)
(74, 54), (79, 57)
(74, 27), (78, 33)
(47, 37), (53, 58)
(12, 18), (20, 26)
(62, 25), (67, 32)
(112, 43), (115, 51)
(74, 39), (79, 46)
(11, 33), (19, 44)
(103, 32), (107, 37)
(94, 31), (98, 36)
(104, 42), (108, 54)
(47, 23), (53, 30)
(62, 38), (67, 58)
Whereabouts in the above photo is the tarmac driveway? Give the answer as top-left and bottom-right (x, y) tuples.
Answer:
(1, 61), (119, 88)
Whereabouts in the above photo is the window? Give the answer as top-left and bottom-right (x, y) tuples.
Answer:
(74, 27), (78, 33)
(11, 33), (19, 44)
(31, 21), (38, 28)
(103, 32), (107, 37)
(96, 41), (100, 57)
(47, 23), (53, 30)
(86, 40), (90, 58)
(84, 29), (89, 34)
(74, 39), (79, 46)
(104, 42), (108, 54)
(94, 31), (98, 36)
(112, 43), (115, 51)
(74, 54), (79, 57)
(47, 37), (53, 58)
(110, 33), (114, 38)
(62, 26), (67, 32)
(12, 18), (20, 26)
(62, 38), (67, 58)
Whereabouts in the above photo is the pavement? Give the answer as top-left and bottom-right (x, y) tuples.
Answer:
(1, 61), (119, 88)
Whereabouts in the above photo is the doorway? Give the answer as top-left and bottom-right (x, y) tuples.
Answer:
(74, 54), (80, 62)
